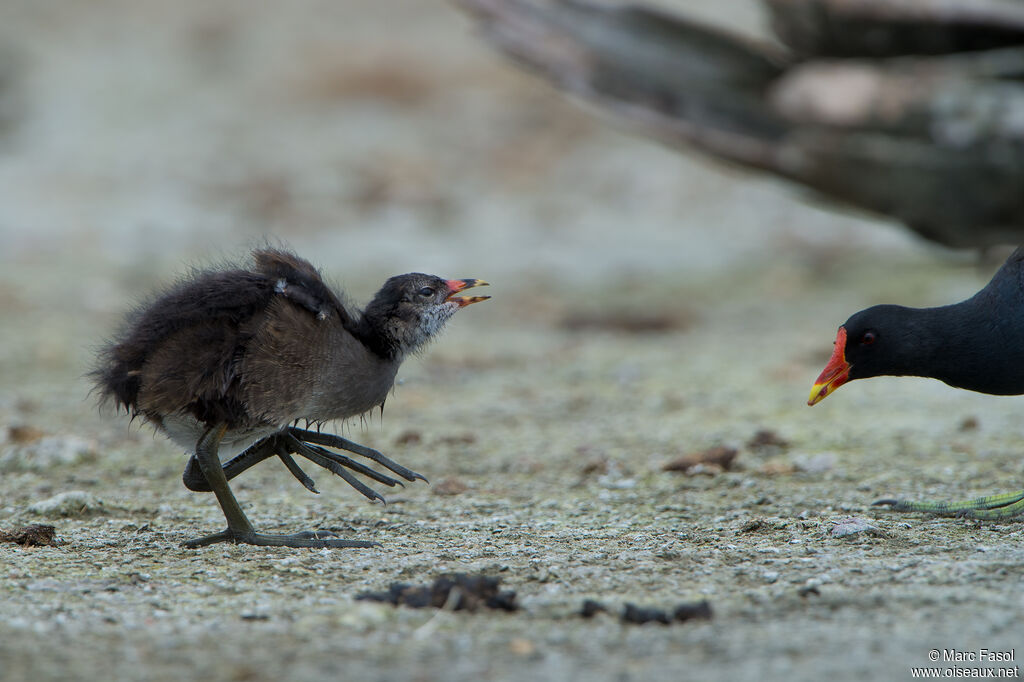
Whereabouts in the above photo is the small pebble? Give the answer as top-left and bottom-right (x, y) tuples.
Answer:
(433, 477), (469, 496)
(394, 430), (422, 446)
(795, 453), (837, 474)
(831, 517), (890, 539)
(508, 638), (535, 656)
(663, 446), (737, 474)
(1, 435), (96, 472)
(27, 490), (104, 517)
(747, 429), (789, 451)
(958, 416), (979, 431)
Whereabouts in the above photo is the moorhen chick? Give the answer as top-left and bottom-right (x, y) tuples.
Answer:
(93, 248), (489, 548)
(809, 247), (1024, 520)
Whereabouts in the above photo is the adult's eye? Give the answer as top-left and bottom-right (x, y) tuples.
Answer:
(860, 331), (877, 346)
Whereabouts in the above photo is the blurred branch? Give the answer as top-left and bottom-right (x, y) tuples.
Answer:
(457, 0), (1024, 249)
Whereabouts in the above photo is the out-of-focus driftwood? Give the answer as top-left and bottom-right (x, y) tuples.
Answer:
(457, 0), (1024, 249)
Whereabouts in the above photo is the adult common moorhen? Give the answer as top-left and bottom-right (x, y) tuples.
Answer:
(809, 247), (1024, 520)
(93, 248), (489, 548)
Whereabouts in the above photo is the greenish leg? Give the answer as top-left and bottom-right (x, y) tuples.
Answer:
(186, 424), (256, 542)
(181, 423), (380, 549)
(874, 489), (1024, 521)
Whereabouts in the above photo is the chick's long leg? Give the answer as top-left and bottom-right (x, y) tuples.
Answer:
(181, 423), (378, 549)
(181, 424), (255, 548)
(874, 489), (1024, 521)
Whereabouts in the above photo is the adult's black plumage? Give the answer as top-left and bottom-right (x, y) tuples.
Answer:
(810, 246), (1024, 519)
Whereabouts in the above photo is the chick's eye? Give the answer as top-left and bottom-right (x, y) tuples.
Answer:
(860, 331), (877, 346)
(417, 286), (435, 298)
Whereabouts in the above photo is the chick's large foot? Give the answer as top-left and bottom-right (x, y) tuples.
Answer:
(181, 527), (380, 549)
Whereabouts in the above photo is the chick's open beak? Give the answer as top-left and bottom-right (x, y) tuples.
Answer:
(445, 279), (491, 307)
(808, 326), (851, 406)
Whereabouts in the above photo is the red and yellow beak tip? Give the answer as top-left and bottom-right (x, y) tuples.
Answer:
(807, 380), (839, 406)
(445, 279), (490, 307)
(808, 326), (850, 406)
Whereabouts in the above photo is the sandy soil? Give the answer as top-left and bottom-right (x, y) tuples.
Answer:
(1, 2), (1021, 681)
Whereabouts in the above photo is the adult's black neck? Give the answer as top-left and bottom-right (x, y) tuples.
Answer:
(870, 286), (1024, 395)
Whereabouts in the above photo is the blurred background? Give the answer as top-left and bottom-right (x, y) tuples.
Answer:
(0, 0), (923, 277)
(0, 0), (934, 404)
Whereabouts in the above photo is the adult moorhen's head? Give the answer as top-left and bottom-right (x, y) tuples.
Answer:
(808, 304), (924, 405)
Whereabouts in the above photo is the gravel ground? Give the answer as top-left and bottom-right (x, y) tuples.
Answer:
(1, 2), (1022, 681)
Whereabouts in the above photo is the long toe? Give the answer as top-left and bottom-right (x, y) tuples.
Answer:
(283, 435), (394, 502)
(181, 527), (380, 548)
(289, 428), (428, 483)
(243, 531), (380, 548)
(962, 495), (1024, 521)
(302, 443), (405, 488)
(181, 528), (238, 548)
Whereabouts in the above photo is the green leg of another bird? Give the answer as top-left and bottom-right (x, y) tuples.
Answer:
(874, 489), (1024, 521)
